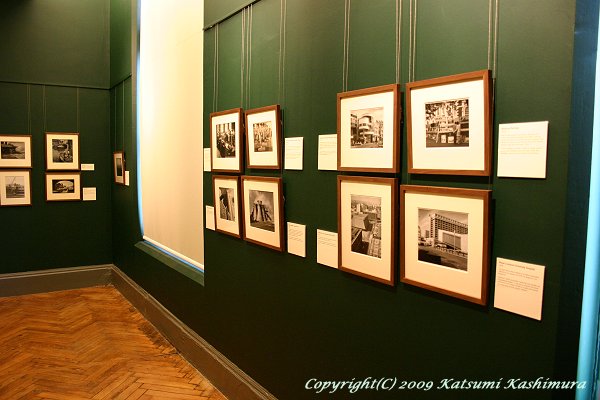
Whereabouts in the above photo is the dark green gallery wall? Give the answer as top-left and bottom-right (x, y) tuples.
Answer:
(0, 0), (112, 273)
(106, 1), (595, 400)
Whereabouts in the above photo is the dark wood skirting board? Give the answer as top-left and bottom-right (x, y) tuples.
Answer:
(0, 264), (277, 400)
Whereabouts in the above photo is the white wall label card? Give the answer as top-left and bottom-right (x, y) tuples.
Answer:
(497, 121), (549, 178)
(287, 222), (306, 257)
(494, 257), (545, 320)
(317, 229), (338, 269)
(205, 205), (215, 231)
(203, 148), (211, 172)
(125, 171), (130, 186)
(82, 187), (97, 201)
(81, 164), (95, 171)
(285, 137), (304, 170)
(318, 134), (337, 170)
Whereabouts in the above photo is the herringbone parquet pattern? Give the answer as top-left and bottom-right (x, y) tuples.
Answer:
(0, 286), (227, 400)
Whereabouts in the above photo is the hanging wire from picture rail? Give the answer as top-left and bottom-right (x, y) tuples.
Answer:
(241, 8), (246, 108)
(113, 88), (117, 151)
(487, 0), (498, 190)
(42, 85), (47, 133)
(76, 88), (80, 134)
(342, 0), (351, 92)
(278, 0), (287, 107)
(246, 4), (253, 109)
(27, 84), (31, 135)
(213, 24), (219, 113)
(122, 82), (126, 151)
(395, 0), (402, 85)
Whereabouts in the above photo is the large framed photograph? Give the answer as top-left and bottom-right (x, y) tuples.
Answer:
(210, 108), (244, 173)
(337, 84), (401, 173)
(338, 175), (397, 285)
(0, 170), (32, 207)
(113, 151), (125, 185)
(213, 175), (242, 238)
(400, 185), (491, 305)
(45, 172), (81, 202)
(406, 70), (492, 176)
(241, 176), (284, 251)
(0, 135), (32, 168)
(245, 105), (282, 169)
(45, 132), (80, 171)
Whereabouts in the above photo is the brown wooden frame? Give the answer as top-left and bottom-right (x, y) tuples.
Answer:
(241, 175), (284, 252)
(337, 84), (401, 173)
(0, 134), (32, 169)
(0, 170), (32, 207)
(400, 184), (491, 305)
(45, 132), (81, 171)
(244, 105), (282, 170)
(113, 151), (126, 185)
(45, 172), (82, 202)
(212, 175), (242, 238)
(210, 108), (244, 173)
(405, 70), (492, 176)
(337, 175), (398, 286)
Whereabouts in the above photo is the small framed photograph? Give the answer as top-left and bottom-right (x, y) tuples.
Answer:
(337, 175), (397, 285)
(406, 70), (492, 176)
(0, 170), (32, 206)
(0, 135), (32, 168)
(400, 185), (491, 305)
(46, 132), (80, 171)
(241, 176), (284, 251)
(213, 175), (242, 238)
(113, 151), (125, 185)
(45, 172), (81, 201)
(210, 108), (244, 173)
(245, 105), (282, 169)
(337, 84), (401, 173)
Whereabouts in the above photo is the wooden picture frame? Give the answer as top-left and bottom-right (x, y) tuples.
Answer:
(0, 170), (32, 206)
(241, 176), (284, 251)
(0, 135), (32, 169)
(400, 185), (491, 305)
(212, 175), (242, 238)
(45, 172), (81, 202)
(245, 105), (282, 169)
(406, 70), (492, 176)
(337, 84), (401, 173)
(113, 151), (125, 185)
(45, 132), (80, 171)
(337, 175), (397, 286)
(210, 108), (244, 173)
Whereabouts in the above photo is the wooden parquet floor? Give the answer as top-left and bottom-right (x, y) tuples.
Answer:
(0, 286), (227, 400)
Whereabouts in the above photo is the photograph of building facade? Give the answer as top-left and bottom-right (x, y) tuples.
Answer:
(350, 195), (382, 258)
(350, 107), (384, 148)
(418, 209), (469, 271)
(425, 98), (469, 147)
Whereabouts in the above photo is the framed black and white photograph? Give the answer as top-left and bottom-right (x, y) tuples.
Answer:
(113, 151), (125, 185)
(337, 84), (401, 173)
(338, 175), (397, 285)
(210, 108), (244, 173)
(45, 132), (80, 171)
(406, 70), (492, 176)
(241, 176), (284, 251)
(45, 172), (81, 201)
(0, 135), (32, 169)
(0, 170), (32, 206)
(400, 185), (491, 305)
(212, 175), (241, 238)
(245, 105), (282, 169)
